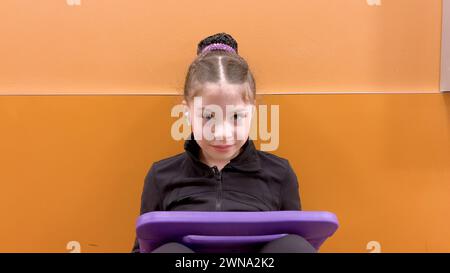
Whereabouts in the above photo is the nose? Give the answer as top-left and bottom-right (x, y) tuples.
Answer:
(213, 120), (234, 141)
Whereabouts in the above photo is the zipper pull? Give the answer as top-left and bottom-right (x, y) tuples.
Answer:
(212, 166), (222, 181)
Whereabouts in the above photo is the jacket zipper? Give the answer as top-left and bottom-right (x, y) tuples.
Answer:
(212, 166), (222, 211)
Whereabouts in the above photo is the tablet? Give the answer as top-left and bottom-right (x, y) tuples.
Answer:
(136, 210), (339, 253)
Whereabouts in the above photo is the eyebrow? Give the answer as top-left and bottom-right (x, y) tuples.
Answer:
(200, 107), (248, 112)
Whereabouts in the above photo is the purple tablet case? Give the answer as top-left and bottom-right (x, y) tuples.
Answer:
(136, 211), (339, 253)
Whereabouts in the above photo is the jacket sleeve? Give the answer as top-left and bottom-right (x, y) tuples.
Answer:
(131, 163), (162, 253)
(279, 160), (302, 210)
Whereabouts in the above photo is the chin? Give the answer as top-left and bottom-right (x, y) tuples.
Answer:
(208, 148), (240, 160)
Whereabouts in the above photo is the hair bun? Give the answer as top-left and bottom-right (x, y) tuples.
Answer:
(197, 32), (238, 55)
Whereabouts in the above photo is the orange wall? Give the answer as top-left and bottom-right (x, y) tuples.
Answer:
(0, 0), (442, 94)
(0, 94), (449, 252)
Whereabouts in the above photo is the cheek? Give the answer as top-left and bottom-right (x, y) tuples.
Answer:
(192, 128), (202, 143)
(234, 118), (252, 136)
(195, 139), (208, 151)
(191, 117), (203, 132)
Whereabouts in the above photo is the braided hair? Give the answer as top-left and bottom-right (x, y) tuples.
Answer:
(184, 32), (256, 104)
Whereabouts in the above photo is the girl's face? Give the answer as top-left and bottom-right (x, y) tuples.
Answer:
(184, 82), (254, 164)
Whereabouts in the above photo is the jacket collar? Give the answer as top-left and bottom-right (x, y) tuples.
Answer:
(184, 132), (261, 172)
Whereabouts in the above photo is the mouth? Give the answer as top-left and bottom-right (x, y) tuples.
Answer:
(210, 144), (235, 152)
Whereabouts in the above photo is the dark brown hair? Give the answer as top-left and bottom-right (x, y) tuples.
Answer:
(183, 33), (256, 105)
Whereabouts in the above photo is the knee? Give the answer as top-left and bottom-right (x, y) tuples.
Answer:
(283, 234), (317, 253)
(151, 242), (195, 253)
(259, 234), (317, 253)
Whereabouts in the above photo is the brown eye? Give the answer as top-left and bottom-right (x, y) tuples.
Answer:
(233, 112), (246, 120)
(202, 111), (215, 120)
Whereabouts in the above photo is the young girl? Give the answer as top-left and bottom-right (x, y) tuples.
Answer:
(132, 33), (315, 253)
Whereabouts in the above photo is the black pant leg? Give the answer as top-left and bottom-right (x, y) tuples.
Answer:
(258, 234), (317, 253)
(151, 242), (196, 253)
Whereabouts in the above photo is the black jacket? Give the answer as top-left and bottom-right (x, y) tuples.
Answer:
(131, 133), (301, 252)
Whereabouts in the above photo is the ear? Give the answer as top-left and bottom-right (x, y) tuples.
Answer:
(181, 99), (191, 125)
(182, 99), (190, 111)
